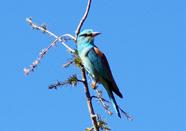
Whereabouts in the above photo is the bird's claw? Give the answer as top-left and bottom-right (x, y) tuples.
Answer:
(91, 81), (97, 89)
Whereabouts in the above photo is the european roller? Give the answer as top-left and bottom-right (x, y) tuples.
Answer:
(77, 29), (123, 117)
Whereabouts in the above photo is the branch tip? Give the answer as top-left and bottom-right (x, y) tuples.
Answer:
(75, 0), (92, 38)
(23, 68), (30, 75)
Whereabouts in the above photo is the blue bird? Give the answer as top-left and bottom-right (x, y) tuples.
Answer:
(77, 29), (123, 117)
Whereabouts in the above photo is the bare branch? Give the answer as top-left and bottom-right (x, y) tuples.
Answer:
(26, 18), (75, 53)
(61, 34), (76, 41)
(63, 60), (74, 68)
(93, 90), (133, 120)
(118, 106), (134, 121)
(48, 75), (81, 89)
(48, 81), (67, 90)
(81, 67), (99, 131)
(24, 18), (76, 75)
(23, 38), (58, 75)
(27, 17), (57, 38)
(75, 0), (92, 39)
(95, 89), (113, 115)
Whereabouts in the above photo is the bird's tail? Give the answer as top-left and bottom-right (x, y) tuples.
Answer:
(102, 79), (122, 117)
(108, 91), (121, 118)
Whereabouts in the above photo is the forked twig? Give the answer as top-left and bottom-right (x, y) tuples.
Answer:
(118, 106), (133, 121)
(24, 18), (76, 75)
(95, 89), (113, 115)
(26, 18), (75, 53)
(94, 90), (133, 120)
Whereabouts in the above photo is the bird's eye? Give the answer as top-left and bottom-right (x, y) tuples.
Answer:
(80, 33), (92, 37)
(80, 34), (86, 37)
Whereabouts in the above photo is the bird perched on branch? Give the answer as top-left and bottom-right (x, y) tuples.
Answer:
(77, 29), (123, 117)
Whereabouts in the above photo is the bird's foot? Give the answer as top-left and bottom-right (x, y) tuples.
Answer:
(91, 81), (97, 89)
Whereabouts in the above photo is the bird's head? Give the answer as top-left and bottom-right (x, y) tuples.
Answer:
(77, 29), (101, 44)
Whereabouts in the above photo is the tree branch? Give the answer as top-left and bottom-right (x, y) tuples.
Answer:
(25, 0), (108, 130)
(95, 89), (113, 116)
(24, 18), (75, 75)
(24, 38), (58, 75)
(74, 0), (100, 130)
(75, 0), (92, 39)
(26, 18), (75, 53)
(81, 67), (99, 131)
(92, 90), (133, 120)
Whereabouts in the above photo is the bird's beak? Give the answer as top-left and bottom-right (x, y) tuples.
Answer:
(92, 32), (101, 37)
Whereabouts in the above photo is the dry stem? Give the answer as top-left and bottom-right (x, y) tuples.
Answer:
(24, 18), (76, 75)
(75, 0), (92, 38)
(95, 89), (113, 116)
(81, 67), (99, 131)
(26, 18), (75, 53)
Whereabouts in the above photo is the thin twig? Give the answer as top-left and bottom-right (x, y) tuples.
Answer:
(48, 80), (68, 90)
(96, 89), (113, 115)
(118, 106), (134, 121)
(75, 0), (92, 39)
(48, 75), (81, 89)
(24, 38), (58, 75)
(60, 34), (76, 41)
(26, 18), (75, 53)
(63, 60), (74, 68)
(94, 90), (133, 120)
(24, 18), (76, 75)
(91, 96), (110, 103)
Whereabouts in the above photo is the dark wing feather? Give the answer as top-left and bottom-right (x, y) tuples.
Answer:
(86, 47), (123, 98)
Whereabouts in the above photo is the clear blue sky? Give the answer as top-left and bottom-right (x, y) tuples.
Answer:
(0, 0), (184, 131)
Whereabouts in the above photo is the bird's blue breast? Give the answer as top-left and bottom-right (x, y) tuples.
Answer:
(77, 43), (98, 81)
(77, 42), (92, 56)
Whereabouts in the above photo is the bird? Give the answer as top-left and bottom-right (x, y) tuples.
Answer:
(76, 29), (123, 117)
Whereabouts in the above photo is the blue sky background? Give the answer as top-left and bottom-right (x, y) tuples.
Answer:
(0, 0), (184, 131)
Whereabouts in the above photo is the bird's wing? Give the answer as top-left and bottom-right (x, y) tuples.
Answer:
(86, 47), (123, 98)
